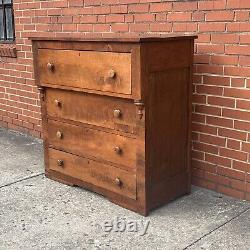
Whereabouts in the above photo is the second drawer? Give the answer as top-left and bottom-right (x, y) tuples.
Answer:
(46, 88), (137, 133)
(47, 119), (137, 170)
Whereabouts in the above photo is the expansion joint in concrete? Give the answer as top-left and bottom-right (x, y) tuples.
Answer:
(0, 172), (45, 189)
(183, 206), (250, 250)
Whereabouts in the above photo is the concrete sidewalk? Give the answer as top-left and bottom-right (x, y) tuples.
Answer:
(0, 127), (249, 250)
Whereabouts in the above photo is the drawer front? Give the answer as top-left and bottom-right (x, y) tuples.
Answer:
(47, 120), (136, 169)
(38, 49), (132, 95)
(46, 88), (137, 133)
(48, 148), (136, 200)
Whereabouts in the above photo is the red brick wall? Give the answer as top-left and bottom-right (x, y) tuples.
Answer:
(0, 0), (250, 201)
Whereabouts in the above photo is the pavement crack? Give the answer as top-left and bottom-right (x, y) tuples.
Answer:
(0, 172), (45, 189)
(183, 206), (250, 250)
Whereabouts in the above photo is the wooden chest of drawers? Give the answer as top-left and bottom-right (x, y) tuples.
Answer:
(31, 36), (196, 216)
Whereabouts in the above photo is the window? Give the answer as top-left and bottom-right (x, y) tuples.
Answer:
(0, 0), (14, 42)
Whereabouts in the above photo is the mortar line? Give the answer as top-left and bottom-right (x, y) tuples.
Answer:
(183, 206), (250, 250)
(0, 172), (45, 189)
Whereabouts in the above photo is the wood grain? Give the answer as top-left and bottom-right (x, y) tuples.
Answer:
(47, 119), (137, 170)
(49, 148), (136, 199)
(38, 49), (132, 95)
(46, 88), (137, 133)
(32, 36), (196, 216)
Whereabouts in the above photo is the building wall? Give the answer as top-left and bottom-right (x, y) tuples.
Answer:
(0, 0), (250, 201)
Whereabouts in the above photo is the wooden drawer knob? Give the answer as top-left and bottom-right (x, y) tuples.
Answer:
(115, 177), (122, 187)
(54, 99), (61, 107)
(47, 62), (54, 71)
(114, 146), (122, 154)
(108, 69), (116, 79)
(113, 109), (122, 118)
(56, 131), (63, 139)
(57, 159), (64, 167)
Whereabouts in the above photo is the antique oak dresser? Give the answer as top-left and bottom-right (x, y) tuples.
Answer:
(31, 35), (196, 216)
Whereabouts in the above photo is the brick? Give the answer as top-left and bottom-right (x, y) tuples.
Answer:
(211, 34), (239, 44)
(227, 139), (241, 150)
(223, 108), (250, 122)
(205, 172), (230, 186)
(168, 12), (192, 22)
(207, 11), (234, 21)
(134, 13), (155, 22)
(239, 56), (250, 66)
(242, 142), (250, 152)
(203, 75), (230, 86)
(227, 0), (250, 9)
(192, 123), (217, 135)
(192, 150), (205, 161)
(173, 23), (197, 32)
(207, 96), (235, 108)
(211, 55), (238, 66)
(192, 168), (205, 179)
(236, 100), (250, 110)
(206, 116), (233, 128)
(128, 4), (149, 13)
(193, 141), (219, 155)
(220, 148), (247, 161)
(217, 166), (245, 181)
(218, 128), (247, 141)
(130, 24), (149, 32)
(68, 0), (84, 7)
(205, 154), (231, 167)
(231, 78), (245, 87)
(150, 23), (172, 32)
(198, 44), (225, 54)
(199, 23), (226, 32)
(111, 5), (128, 14)
(240, 34), (250, 44)
(235, 11), (250, 21)
(195, 104), (221, 116)
(196, 85), (223, 96)
(233, 160), (250, 172)
(192, 177), (216, 190)
(106, 14), (124, 23)
(173, 1), (197, 11)
(111, 24), (129, 32)
(200, 134), (226, 147)
(225, 45), (250, 56)
(150, 3), (172, 12)
(224, 87), (250, 99)
(192, 159), (216, 173)
(234, 120), (250, 131)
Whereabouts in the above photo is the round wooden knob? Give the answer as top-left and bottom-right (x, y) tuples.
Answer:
(113, 109), (122, 118)
(115, 177), (122, 187)
(57, 159), (64, 167)
(114, 146), (122, 154)
(56, 131), (63, 139)
(47, 62), (54, 71)
(54, 99), (61, 107)
(108, 69), (116, 79)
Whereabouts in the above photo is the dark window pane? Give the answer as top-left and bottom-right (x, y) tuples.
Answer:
(0, 8), (4, 40)
(5, 7), (13, 40)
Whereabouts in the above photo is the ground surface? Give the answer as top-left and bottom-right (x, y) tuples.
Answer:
(0, 127), (249, 250)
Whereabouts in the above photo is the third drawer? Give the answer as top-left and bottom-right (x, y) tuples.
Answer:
(47, 119), (137, 170)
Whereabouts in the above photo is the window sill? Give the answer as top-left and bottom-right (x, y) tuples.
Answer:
(0, 44), (17, 58)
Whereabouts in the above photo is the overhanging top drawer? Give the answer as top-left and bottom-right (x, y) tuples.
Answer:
(37, 49), (132, 95)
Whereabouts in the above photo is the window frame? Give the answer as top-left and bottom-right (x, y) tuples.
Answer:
(0, 0), (15, 43)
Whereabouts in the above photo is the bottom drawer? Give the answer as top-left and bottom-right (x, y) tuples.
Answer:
(48, 148), (137, 200)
